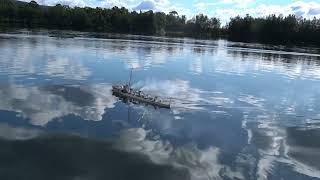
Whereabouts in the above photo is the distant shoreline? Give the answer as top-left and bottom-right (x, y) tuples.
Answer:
(1, 26), (319, 52)
(1, 0), (320, 46)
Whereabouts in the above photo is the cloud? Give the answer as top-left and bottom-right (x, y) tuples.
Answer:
(29, 0), (88, 7)
(132, 0), (193, 19)
(194, 2), (206, 11)
(294, 10), (305, 17)
(166, 5), (192, 18)
(212, 4), (290, 24)
(21, 0), (320, 22)
(133, 1), (156, 11)
(28, 0), (189, 17)
(212, 1), (320, 25)
(30, 0), (130, 8)
(291, 6), (301, 11)
(289, 1), (320, 17)
(222, 0), (254, 8)
(309, 7), (320, 15)
(133, 0), (171, 12)
(194, 1), (221, 12)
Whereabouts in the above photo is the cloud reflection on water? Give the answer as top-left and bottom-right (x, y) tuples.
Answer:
(224, 48), (320, 80)
(115, 127), (244, 180)
(120, 76), (320, 179)
(0, 83), (116, 126)
(0, 123), (43, 140)
(1, 32), (320, 179)
(0, 124), (190, 180)
(132, 78), (234, 115)
(44, 57), (91, 80)
(240, 95), (320, 179)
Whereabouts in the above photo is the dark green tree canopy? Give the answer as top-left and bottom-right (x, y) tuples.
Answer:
(0, 0), (221, 38)
(1, 0), (320, 45)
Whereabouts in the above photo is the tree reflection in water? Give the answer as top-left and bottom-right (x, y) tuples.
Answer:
(0, 124), (190, 180)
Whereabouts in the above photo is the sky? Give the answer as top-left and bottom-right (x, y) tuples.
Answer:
(28, 0), (320, 23)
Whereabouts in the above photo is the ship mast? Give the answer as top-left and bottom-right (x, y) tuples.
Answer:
(128, 68), (133, 88)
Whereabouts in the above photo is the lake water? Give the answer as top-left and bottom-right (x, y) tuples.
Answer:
(0, 30), (320, 180)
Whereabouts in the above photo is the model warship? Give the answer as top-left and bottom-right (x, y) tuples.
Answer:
(112, 70), (171, 109)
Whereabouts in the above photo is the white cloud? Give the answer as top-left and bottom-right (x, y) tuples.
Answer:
(290, 1), (320, 17)
(22, 0), (190, 18)
(30, 0), (87, 7)
(194, 1), (221, 12)
(222, 0), (254, 8)
(309, 7), (320, 15)
(194, 2), (206, 11)
(133, 0), (157, 11)
(133, 0), (181, 14)
(30, 0), (132, 8)
(212, 1), (320, 25)
(18, 0), (320, 24)
(194, 0), (254, 10)
(166, 4), (193, 17)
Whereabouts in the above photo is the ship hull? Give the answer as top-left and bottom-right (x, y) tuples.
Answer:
(112, 89), (170, 109)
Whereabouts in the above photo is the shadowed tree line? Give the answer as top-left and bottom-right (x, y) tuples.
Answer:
(227, 14), (320, 45)
(0, 134), (190, 180)
(0, 0), (221, 38)
(1, 0), (320, 45)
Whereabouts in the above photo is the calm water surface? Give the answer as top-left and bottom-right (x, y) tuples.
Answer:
(0, 30), (320, 180)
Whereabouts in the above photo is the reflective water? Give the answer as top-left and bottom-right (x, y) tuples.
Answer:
(0, 30), (320, 180)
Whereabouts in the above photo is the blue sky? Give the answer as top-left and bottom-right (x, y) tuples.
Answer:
(30, 0), (320, 23)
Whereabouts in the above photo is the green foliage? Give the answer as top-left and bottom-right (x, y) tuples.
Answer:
(228, 14), (320, 45)
(0, 0), (17, 22)
(154, 12), (166, 35)
(0, 0), (221, 38)
(3, 0), (320, 45)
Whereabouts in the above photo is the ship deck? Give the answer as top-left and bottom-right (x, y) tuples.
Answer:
(112, 89), (170, 109)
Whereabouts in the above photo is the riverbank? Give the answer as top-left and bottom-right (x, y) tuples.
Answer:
(2, 0), (320, 46)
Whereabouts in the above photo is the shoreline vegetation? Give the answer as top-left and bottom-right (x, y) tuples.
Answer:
(1, 0), (320, 46)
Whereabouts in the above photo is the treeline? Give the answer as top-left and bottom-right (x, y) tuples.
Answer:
(1, 0), (320, 45)
(228, 14), (320, 45)
(0, 0), (221, 38)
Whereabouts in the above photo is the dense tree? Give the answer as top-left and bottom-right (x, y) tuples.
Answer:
(228, 14), (320, 45)
(154, 12), (166, 35)
(1, 0), (320, 45)
(0, 0), (17, 22)
(0, 0), (221, 38)
(47, 4), (71, 28)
